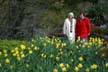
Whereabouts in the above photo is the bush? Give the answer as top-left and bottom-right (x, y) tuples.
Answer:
(87, 3), (108, 24)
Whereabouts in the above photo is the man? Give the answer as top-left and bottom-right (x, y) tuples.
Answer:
(75, 12), (91, 41)
(63, 12), (76, 43)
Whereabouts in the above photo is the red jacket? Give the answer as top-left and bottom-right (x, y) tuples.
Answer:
(75, 16), (91, 38)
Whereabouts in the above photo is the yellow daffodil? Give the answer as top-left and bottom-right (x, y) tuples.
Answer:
(56, 43), (60, 48)
(5, 58), (10, 64)
(20, 44), (26, 50)
(10, 65), (13, 69)
(59, 63), (64, 68)
(29, 50), (33, 54)
(31, 44), (34, 47)
(20, 51), (24, 54)
(3, 49), (7, 53)
(15, 50), (19, 55)
(4, 53), (8, 57)
(34, 47), (39, 51)
(66, 64), (70, 68)
(85, 68), (90, 72)
(62, 67), (67, 72)
(50, 54), (54, 58)
(21, 54), (25, 58)
(91, 64), (97, 69)
(56, 56), (60, 61)
(53, 69), (58, 72)
(78, 56), (84, 62)
(17, 57), (21, 61)
(62, 43), (66, 48)
(41, 53), (46, 58)
(31, 39), (35, 42)
(74, 67), (79, 72)
(95, 51), (98, 55)
(15, 47), (18, 51)
(105, 63), (108, 67)
(25, 64), (29, 68)
(0, 63), (2, 67)
(43, 43), (47, 47)
(0, 51), (2, 56)
(78, 63), (83, 68)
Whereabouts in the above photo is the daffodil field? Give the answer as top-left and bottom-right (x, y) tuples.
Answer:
(0, 36), (108, 72)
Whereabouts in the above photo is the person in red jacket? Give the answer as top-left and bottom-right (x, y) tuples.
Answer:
(76, 12), (91, 41)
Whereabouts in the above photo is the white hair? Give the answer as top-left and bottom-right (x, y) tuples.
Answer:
(68, 12), (74, 17)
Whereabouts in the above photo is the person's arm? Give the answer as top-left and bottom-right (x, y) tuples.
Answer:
(87, 18), (91, 35)
(63, 19), (67, 35)
(75, 19), (79, 36)
(73, 19), (76, 32)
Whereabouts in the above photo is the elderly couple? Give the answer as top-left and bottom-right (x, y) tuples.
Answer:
(63, 12), (91, 43)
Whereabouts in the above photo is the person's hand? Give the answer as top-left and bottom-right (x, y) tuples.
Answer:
(88, 33), (90, 36)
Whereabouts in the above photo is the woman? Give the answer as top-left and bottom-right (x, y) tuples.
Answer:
(75, 12), (91, 42)
(63, 12), (76, 43)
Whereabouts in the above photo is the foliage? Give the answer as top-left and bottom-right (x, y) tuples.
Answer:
(87, 3), (108, 23)
(0, 40), (27, 50)
(0, 36), (108, 72)
(0, 0), (108, 39)
(92, 26), (108, 35)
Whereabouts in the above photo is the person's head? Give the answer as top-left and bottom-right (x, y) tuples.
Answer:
(68, 12), (74, 20)
(79, 11), (85, 19)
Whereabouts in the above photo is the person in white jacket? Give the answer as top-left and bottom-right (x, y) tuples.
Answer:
(63, 12), (76, 43)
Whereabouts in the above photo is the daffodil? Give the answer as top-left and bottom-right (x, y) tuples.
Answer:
(25, 64), (29, 68)
(20, 44), (26, 50)
(15, 50), (19, 55)
(56, 43), (60, 48)
(105, 63), (108, 67)
(66, 64), (70, 68)
(15, 47), (18, 51)
(11, 50), (14, 53)
(43, 43), (47, 47)
(56, 56), (59, 61)
(31, 44), (34, 47)
(95, 51), (98, 55)
(91, 64), (97, 69)
(4, 53), (8, 57)
(62, 67), (67, 72)
(0, 63), (2, 67)
(62, 43), (66, 48)
(29, 50), (33, 54)
(3, 49), (7, 53)
(78, 56), (83, 62)
(31, 39), (35, 42)
(41, 53), (46, 58)
(13, 53), (17, 57)
(85, 68), (90, 72)
(74, 67), (79, 72)
(21, 54), (25, 58)
(5, 58), (10, 64)
(59, 63), (64, 68)
(78, 63), (83, 68)
(50, 54), (54, 58)
(17, 57), (21, 61)
(34, 47), (39, 51)
(53, 69), (58, 72)
(0, 51), (2, 56)
(10, 65), (13, 69)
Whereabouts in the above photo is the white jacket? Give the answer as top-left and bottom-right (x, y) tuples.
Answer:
(63, 18), (76, 41)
